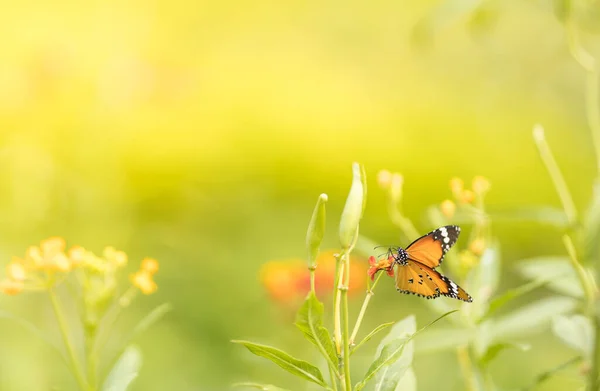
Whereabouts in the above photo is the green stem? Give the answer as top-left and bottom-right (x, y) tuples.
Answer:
(590, 315), (600, 391)
(340, 253), (352, 391)
(386, 193), (419, 239)
(329, 366), (339, 391)
(563, 235), (596, 313)
(85, 331), (98, 390)
(49, 289), (89, 391)
(349, 271), (384, 346)
(333, 257), (344, 356)
(533, 125), (578, 225)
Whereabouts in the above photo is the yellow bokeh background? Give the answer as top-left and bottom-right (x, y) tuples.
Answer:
(0, 1), (597, 390)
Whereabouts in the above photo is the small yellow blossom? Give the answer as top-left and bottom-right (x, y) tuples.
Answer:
(26, 246), (44, 267)
(68, 246), (86, 266)
(377, 170), (393, 189)
(472, 176), (491, 194)
(469, 238), (486, 256)
(53, 253), (71, 272)
(449, 177), (464, 198)
(40, 237), (66, 256)
(6, 261), (26, 281)
(389, 173), (404, 201)
(104, 247), (128, 267)
(0, 279), (24, 295)
(440, 199), (456, 218)
(461, 189), (475, 203)
(130, 270), (157, 295)
(141, 258), (159, 275)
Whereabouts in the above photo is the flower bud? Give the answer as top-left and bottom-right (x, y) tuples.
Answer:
(339, 163), (365, 250)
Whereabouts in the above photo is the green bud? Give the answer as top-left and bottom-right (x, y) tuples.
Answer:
(339, 163), (365, 251)
(306, 193), (328, 266)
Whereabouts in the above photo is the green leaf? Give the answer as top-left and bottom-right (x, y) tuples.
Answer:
(354, 311), (456, 391)
(515, 257), (583, 298)
(232, 382), (291, 391)
(295, 292), (338, 371)
(102, 303), (171, 382)
(487, 296), (578, 343)
(350, 322), (394, 355)
(372, 316), (416, 391)
(479, 342), (530, 367)
(481, 279), (548, 321)
(232, 340), (327, 388)
(101, 345), (142, 391)
(552, 315), (594, 359)
(0, 309), (67, 364)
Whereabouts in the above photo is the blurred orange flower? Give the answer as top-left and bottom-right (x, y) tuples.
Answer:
(260, 250), (367, 304)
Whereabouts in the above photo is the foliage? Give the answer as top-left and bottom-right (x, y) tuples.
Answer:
(0, 239), (169, 391)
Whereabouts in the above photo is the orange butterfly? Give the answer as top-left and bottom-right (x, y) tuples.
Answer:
(388, 225), (472, 302)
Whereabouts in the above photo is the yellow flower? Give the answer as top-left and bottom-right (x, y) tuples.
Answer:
(0, 279), (23, 295)
(461, 189), (475, 204)
(472, 176), (491, 195)
(141, 258), (159, 275)
(449, 177), (464, 199)
(389, 173), (404, 201)
(6, 261), (26, 281)
(377, 170), (393, 189)
(440, 199), (456, 218)
(469, 238), (486, 256)
(103, 246), (128, 267)
(130, 270), (157, 294)
(40, 237), (66, 256)
(68, 246), (86, 266)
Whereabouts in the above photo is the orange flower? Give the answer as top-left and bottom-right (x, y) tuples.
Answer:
(0, 279), (23, 295)
(367, 255), (394, 281)
(141, 258), (159, 275)
(130, 270), (157, 295)
(461, 189), (475, 203)
(260, 250), (367, 304)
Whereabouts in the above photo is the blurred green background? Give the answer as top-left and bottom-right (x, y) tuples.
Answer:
(0, 0), (597, 390)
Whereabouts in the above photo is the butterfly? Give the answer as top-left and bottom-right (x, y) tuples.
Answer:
(387, 225), (472, 302)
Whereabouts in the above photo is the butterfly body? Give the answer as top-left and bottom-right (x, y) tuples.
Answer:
(389, 225), (472, 302)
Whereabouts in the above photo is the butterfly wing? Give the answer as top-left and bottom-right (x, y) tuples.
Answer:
(395, 260), (472, 302)
(405, 225), (460, 269)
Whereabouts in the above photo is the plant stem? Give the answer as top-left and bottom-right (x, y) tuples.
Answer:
(333, 257), (344, 356)
(349, 272), (384, 346)
(329, 366), (339, 391)
(85, 330), (98, 390)
(49, 289), (89, 391)
(563, 235), (597, 313)
(589, 314), (600, 391)
(340, 253), (352, 391)
(457, 346), (478, 391)
(386, 193), (419, 239)
(533, 125), (578, 225)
